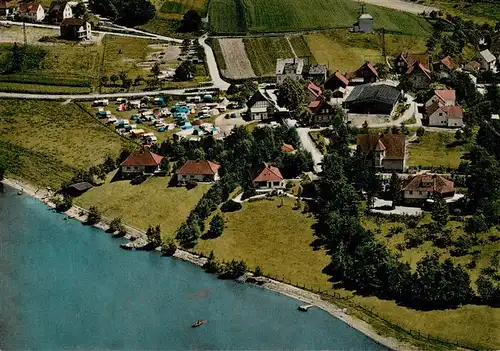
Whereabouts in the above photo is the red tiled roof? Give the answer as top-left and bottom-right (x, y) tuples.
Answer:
(435, 89), (456, 103)
(254, 164), (283, 182)
(406, 61), (431, 79)
(176, 160), (220, 175)
(121, 150), (163, 167)
(356, 134), (406, 160)
(374, 140), (386, 151)
(281, 143), (295, 152)
(440, 56), (457, 70)
(20, 1), (40, 13)
(306, 81), (322, 98)
(365, 62), (379, 78)
(441, 105), (463, 119)
(403, 173), (454, 194)
(326, 71), (349, 86)
(307, 99), (322, 109)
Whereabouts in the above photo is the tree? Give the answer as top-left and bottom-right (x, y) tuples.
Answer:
(465, 212), (488, 241)
(416, 127), (425, 137)
(160, 157), (170, 173)
(276, 78), (306, 111)
(109, 217), (125, 234)
(323, 89), (333, 100)
(431, 194), (449, 229)
(73, 1), (88, 18)
(122, 78), (132, 90)
(119, 71), (127, 84)
(86, 206), (101, 225)
(374, 63), (389, 79)
(10, 43), (22, 73)
(151, 62), (161, 78)
(146, 224), (162, 246)
(362, 120), (369, 133)
(0, 163), (5, 181)
(175, 60), (195, 81)
(389, 172), (402, 209)
(109, 74), (119, 86)
(209, 213), (224, 238)
(180, 9), (202, 32)
(476, 275), (500, 305)
(100, 75), (109, 87)
(175, 221), (200, 248)
(54, 195), (73, 212)
(162, 237), (177, 256)
(134, 75), (144, 86)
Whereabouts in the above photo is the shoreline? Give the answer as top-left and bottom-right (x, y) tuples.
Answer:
(2, 177), (416, 351)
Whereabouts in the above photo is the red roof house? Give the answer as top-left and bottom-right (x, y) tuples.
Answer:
(403, 173), (455, 204)
(324, 70), (349, 91)
(120, 150), (163, 176)
(176, 160), (221, 183)
(305, 81), (323, 102)
(281, 143), (295, 153)
(253, 163), (284, 190)
(346, 62), (379, 85)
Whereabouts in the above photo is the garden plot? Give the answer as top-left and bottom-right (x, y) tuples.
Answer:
(218, 38), (256, 80)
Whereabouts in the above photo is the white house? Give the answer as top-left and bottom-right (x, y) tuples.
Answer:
(120, 150), (163, 176)
(425, 89), (456, 108)
(425, 90), (463, 127)
(60, 18), (91, 40)
(246, 89), (287, 120)
(253, 163), (285, 190)
(19, 1), (44, 21)
(352, 13), (374, 33)
(477, 49), (497, 72)
(403, 174), (455, 205)
(48, 0), (72, 22)
(276, 58), (304, 85)
(176, 160), (221, 184)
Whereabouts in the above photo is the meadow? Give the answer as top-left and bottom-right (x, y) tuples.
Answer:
(423, 0), (500, 24)
(209, 0), (433, 35)
(407, 131), (468, 168)
(243, 37), (294, 76)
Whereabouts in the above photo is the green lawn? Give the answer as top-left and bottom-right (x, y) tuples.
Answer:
(159, 0), (209, 18)
(76, 173), (210, 239)
(423, 0), (499, 24)
(0, 100), (131, 188)
(210, 0), (432, 35)
(244, 37), (294, 76)
(288, 36), (314, 61)
(408, 132), (468, 168)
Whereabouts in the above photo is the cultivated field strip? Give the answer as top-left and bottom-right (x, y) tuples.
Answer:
(218, 38), (256, 79)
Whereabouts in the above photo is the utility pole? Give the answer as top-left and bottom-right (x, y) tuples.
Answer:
(381, 28), (386, 58)
(23, 21), (27, 45)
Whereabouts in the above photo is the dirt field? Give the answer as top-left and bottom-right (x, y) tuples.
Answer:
(218, 38), (256, 80)
(0, 26), (58, 44)
(354, 0), (438, 14)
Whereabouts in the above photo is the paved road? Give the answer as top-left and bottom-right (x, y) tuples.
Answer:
(199, 34), (230, 90)
(354, 0), (438, 14)
(297, 127), (324, 173)
(0, 89), (190, 100)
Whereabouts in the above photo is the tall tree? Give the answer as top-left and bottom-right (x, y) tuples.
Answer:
(389, 172), (402, 209)
(431, 194), (449, 229)
(209, 213), (224, 238)
(175, 60), (195, 81)
(276, 78), (306, 112)
(180, 9), (202, 32)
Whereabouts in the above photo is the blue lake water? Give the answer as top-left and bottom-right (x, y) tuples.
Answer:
(0, 184), (386, 350)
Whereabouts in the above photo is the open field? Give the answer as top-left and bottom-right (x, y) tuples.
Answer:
(0, 100), (131, 188)
(423, 0), (499, 24)
(160, 0), (209, 18)
(209, 0), (433, 35)
(218, 38), (256, 79)
(244, 37), (294, 76)
(76, 173), (210, 239)
(407, 131), (468, 168)
(193, 196), (500, 349)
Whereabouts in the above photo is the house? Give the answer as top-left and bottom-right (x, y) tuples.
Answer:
(352, 13), (373, 33)
(0, 0), (19, 16)
(344, 84), (402, 115)
(60, 18), (91, 40)
(356, 134), (406, 171)
(308, 98), (341, 125)
(346, 62), (379, 85)
(253, 163), (285, 190)
(406, 61), (432, 90)
(477, 49), (497, 72)
(403, 174), (455, 205)
(176, 160), (221, 184)
(48, 0), (72, 22)
(281, 143), (295, 153)
(64, 182), (93, 197)
(246, 89), (287, 120)
(324, 71), (349, 92)
(433, 56), (457, 78)
(307, 64), (328, 83)
(305, 81), (322, 102)
(276, 58), (304, 85)
(464, 61), (481, 73)
(425, 90), (464, 127)
(19, 2), (44, 21)
(120, 150), (163, 176)
(394, 52), (430, 74)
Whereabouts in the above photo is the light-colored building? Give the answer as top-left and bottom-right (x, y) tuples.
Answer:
(477, 49), (497, 72)
(60, 18), (91, 40)
(176, 160), (221, 184)
(19, 2), (44, 21)
(352, 13), (373, 33)
(425, 90), (463, 127)
(246, 89), (287, 121)
(48, 0), (72, 22)
(253, 163), (285, 190)
(276, 58), (304, 85)
(403, 174), (455, 205)
(356, 134), (406, 171)
(120, 150), (163, 176)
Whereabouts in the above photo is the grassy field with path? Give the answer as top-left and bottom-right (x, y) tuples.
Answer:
(244, 37), (294, 76)
(408, 131), (468, 168)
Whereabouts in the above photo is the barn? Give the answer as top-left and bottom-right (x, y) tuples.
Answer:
(344, 84), (402, 115)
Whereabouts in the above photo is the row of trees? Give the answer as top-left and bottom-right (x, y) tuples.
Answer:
(88, 0), (155, 26)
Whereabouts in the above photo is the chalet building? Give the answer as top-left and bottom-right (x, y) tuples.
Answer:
(120, 150), (163, 176)
(19, 1), (44, 21)
(346, 62), (379, 85)
(344, 84), (402, 115)
(433, 56), (457, 78)
(0, 0), (19, 16)
(246, 89), (286, 121)
(403, 173), (455, 205)
(425, 90), (463, 127)
(324, 71), (349, 95)
(305, 81), (322, 103)
(176, 160), (221, 184)
(477, 49), (497, 72)
(276, 58), (304, 85)
(406, 61), (432, 90)
(356, 134), (406, 171)
(48, 0), (72, 23)
(60, 18), (91, 40)
(253, 163), (284, 190)
(307, 64), (328, 83)
(394, 52), (430, 74)
(308, 98), (341, 125)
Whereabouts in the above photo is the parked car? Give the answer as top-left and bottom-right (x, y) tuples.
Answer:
(230, 113), (237, 119)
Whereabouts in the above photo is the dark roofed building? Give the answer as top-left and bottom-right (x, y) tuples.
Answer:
(307, 64), (328, 83)
(344, 84), (402, 115)
(60, 17), (92, 40)
(356, 133), (406, 171)
(308, 98), (342, 125)
(403, 173), (455, 204)
(346, 62), (379, 85)
(324, 70), (349, 91)
(0, 0), (19, 16)
(64, 182), (93, 197)
(394, 52), (430, 74)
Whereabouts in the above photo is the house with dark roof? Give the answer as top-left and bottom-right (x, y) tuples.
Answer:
(477, 49), (497, 72)
(120, 150), (163, 176)
(176, 160), (221, 184)
(0, 0), (19, 16)
(64, 182), (93, 197)
(464, 60), (481, 73)
(403, 173), (455, 204)
(433, 56), (457, 78)
(19, 1), (44, 21)
(308, 98), (341, 125)
(344, 84), (402, 115)
(307, 64), (328, 83)
(276, 58), (304, 85)
(346, 62), (379, 85)
(356, 134), (406, 171)
(406, 61), (432, 90)
(48, 0), (72, 23)
(425, 90), (463, 127)
(246, 89), (287, 121)
(324, 70), (349, 94)
(253, 163), (284, 190)
(394, 52), (430, 74)
(305, 81), (322, 102)
(60, 18), (91, 40)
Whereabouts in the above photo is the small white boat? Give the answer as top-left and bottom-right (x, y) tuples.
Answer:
(298, 304), (314, 312)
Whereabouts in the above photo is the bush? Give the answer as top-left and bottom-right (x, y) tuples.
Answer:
(218, 259), (247, 279)
(254, 265), (262, 277)
(208, 214), (224, 238)
(221, 200), (242, 213)
(86, 206), (101, 225)
(185, 180), (197, 189)
(130, 174), (148, 185)
(241, 188), (257, 200)
(53, 195), (73, 212)
(108, 217), (125, 234)
(161, 238), (177, 256)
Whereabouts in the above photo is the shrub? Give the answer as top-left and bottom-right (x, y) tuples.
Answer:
(218, 259), (247, 279)
(221, 200), (242, 213)
(109, 217), (125, 233)
(86, 206), (101, 225)
(203, 251), (220, 274)
(53, 195), (73, 212)
(254, 266), (262, 277)
(161, 238), (177, 256)
(241, 188), (257, 200)
(208, 214), (224, 238)
(130, 174), (148, 185)
(185, 180), (197, 189)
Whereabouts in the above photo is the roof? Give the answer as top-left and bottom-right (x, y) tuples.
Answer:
(479, 49), (496, 63)
(306, 81), (322, 98)
(359, 13), (373, 19)
(281, 143), (295, 152)
(441, 105), (463, 119)
(440, 56), (457, 70)
(356, 134), (406, 160)
(276, 58), (304, 75)
(464, 61), (481, 71)
(20, 1), (40, 13)
(247, 89), (288, 113)
(308, 99), (322, 109)
(254, 164), (284, 182)
(67, 182), (92, 192)
(406, 61), (431, 79)
(0, 0), (19, 9)
(435, 89), (456, 102)
(326, 71), (349, 86)
(308, 64), (327, 75)
(176, 160), (220, 175)
(345, 84), (401, 106)
(397, 52), (430, 70)
(403, 174), (454, 194)
(61, 17), (86, 26)
(120, 150), (163, 167)
(426, 101), (441, 116)
(363, 62), (379, 78)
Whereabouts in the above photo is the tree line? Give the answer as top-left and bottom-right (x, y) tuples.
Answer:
(88, 0), (155, 26)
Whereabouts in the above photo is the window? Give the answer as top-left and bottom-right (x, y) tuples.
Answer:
(409, 191), (413, 195)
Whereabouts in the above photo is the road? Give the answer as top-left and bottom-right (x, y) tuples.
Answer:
(297, 127), (324, 173)
(199, 34), (230, 90)
(354, 0), (438, 14)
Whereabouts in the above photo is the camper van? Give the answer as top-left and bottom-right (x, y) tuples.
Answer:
(93, 99), (109, 106)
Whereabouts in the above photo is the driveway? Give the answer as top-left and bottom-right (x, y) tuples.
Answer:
(297, 127), (324, 173)
(371, 198), (423, 216)
(199, 34), (231, 91)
